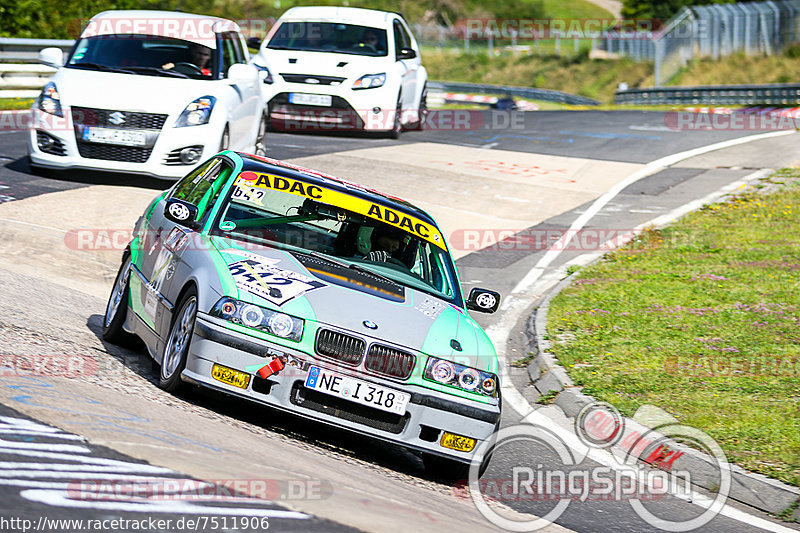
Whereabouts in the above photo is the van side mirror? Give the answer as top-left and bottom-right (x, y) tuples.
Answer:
(466, 288), (501, 313)
(164, 198), (199, 228)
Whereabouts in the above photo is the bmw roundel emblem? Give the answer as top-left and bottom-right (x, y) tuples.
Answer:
(363, 320), (378, 330)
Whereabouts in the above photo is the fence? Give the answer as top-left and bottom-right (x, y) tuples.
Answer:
(0, 38), (72, 98)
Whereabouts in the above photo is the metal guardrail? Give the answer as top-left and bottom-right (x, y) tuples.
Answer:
(615, 83), (800, 105)
(429, 81), (600, 106)
(0, 38), (73, 98)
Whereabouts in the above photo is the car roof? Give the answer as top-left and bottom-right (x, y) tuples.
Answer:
(277, 6), (399, 28)
(79, 10), (240, 48)
(236, 152), (437, 226)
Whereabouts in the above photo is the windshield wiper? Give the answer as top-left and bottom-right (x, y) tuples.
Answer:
(126, 66), (190, 79)
(68, 62), (135, 74)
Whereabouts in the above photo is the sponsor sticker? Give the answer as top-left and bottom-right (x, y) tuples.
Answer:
(228, 259), (325, 306)
(235, 172), (447, 250)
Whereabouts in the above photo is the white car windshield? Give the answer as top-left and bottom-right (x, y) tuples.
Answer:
(267, 22), (388, 57)
(67, 35), (217, 80)
(213, 174), (461, 304)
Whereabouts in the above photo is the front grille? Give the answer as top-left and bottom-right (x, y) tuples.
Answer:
(268, 93), (363, 130)
(290, 382), (409, 434)
(280, 73), (345, 85)
(315, 329), (365, 365)
(76, 143), (153, 163)
(36, 130), (66, 156)
(71, 107), (168, 130)
(365, 344), (415, 379)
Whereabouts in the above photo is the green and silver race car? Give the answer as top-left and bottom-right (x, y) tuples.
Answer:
(103, 151), (502, 475)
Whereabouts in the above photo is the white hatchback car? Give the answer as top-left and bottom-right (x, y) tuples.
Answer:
(28, 10), (266, 179)
(252, 7), (428, 137)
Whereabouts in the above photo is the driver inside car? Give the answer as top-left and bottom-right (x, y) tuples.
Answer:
(364, 226), (405, 265)
(162, 43), (212, 76)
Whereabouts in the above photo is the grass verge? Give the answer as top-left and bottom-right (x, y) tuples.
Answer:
(547, 169), (800, 487)
(0, 98), (35, 110)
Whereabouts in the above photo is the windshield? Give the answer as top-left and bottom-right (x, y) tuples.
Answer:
(67, 35), (217, 80)
(267, 22), (388, 57)
(212, 172), (461, 305)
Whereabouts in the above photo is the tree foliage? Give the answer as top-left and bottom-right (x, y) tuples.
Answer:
(621, 0), (735, 25)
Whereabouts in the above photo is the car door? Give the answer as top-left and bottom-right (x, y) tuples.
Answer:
(219, 31), (258, 148)
(132, 158), (229, 335)
(393, 19), (419, 116)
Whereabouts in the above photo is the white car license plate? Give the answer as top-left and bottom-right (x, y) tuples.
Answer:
(289, 93), (332, 107)
(304, 366), (409, 415)
(82, 127), (146, 147)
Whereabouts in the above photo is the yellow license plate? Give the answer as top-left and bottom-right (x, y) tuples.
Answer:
(440, 432), (476, 452)
(212, 364), (250, 389)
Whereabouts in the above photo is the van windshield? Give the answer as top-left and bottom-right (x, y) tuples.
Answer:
(268, 22), (388, 57)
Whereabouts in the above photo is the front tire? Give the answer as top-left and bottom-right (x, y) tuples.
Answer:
(102, 253), (135, 345)
(219, 125), (230, 151)
(158, 287), (198, 392)
(407, 84), (428, 131)
(387, 93), (402, 139)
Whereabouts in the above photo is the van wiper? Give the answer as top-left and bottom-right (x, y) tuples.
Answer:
(126, 66), (190, 79)
(68, 62), (135, 74)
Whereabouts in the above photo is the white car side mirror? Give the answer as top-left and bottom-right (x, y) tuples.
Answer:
(227, 63), (257, 84)
(39, 47), (64, 68)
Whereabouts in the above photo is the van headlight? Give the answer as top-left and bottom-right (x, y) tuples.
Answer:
(175, 96), (216, 127)
(353, 73), (386, 90)
(211, 297), (304, 341)
(424, 357), (497, 396)
(38, 82), (63, 117)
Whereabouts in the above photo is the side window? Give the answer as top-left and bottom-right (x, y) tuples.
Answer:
(171, 158), (233, 222)
(220, 33), (241, 75)
(393, 21), (408, 59)
(399, 22), (413, 51)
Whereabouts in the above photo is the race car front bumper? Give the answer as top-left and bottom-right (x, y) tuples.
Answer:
(183, 314), (501, 463)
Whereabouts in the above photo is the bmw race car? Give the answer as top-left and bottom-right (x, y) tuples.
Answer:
(103, 151), (501, 475)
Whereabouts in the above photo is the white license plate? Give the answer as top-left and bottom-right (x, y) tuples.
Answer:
(304, 366), (409, 415)
(289, 93), (332, 107)
(82, 127), (146, 146)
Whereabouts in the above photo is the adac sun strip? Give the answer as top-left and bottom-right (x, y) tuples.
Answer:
(236, 172), (447, 250)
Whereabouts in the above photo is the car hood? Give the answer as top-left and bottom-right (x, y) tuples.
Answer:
(52, 67), (218, 114)
(257, 49), (388, 81)
(211, 237), (497, 371)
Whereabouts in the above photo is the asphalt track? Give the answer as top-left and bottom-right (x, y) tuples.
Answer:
(0, 110), (798, 533)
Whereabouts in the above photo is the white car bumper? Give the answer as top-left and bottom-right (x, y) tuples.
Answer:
(264, 81), (400, 132)
(27, 108), (223, 179)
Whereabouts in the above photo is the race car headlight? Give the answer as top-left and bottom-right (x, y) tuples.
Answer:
(254, 63), (273, 84)
(424, 357), (498, 397)
(211, 297), (303, 341)
(352, 73), (386, 90)
(175, 96), (216, 127)
(38, 82), (63, 117)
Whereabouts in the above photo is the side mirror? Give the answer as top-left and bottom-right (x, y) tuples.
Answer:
(39, 47), (64, 68)
(164, 198), (199, 228)
(246, 36), (262, 49)
(466, 288), (501, 313)
(397, 47), (417, 60)
(227, 63), (257, 84)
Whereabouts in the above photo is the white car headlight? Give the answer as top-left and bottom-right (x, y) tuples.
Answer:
(352, 73), (386, 90)
(38, 82), (63, 117)
(175, 96), (216, 127)
(424, 356), (498, 396)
